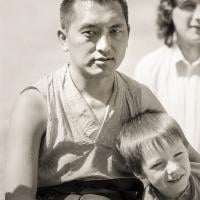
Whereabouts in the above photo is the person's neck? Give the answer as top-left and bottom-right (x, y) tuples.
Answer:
(69, 66), (115, 105)
(177, 39), (200, 64)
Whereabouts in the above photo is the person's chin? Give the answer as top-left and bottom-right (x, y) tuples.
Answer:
(166, 176), (189, 198)
(93, 62), (116, 74)
(84, 67), (113, 77)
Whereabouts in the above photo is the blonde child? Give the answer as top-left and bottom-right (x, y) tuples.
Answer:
(118, 111), (200, 199)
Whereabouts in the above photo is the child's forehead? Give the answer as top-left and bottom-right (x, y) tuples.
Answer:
(142, 139), (187, 166)
(141, 136), (182, 158)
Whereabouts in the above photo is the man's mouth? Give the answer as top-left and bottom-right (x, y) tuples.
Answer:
(95, 57), (114, 62)
(94, 57), (114, 65)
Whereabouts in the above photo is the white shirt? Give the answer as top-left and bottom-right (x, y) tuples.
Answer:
(134, 44), (200, 152)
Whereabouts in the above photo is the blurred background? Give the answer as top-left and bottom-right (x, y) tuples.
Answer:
(0, 0), (162, 195)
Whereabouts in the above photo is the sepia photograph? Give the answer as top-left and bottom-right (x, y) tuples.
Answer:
(1, 0), (200, 199)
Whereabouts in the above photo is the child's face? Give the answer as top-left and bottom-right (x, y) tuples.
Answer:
(141, 138), (191, 198)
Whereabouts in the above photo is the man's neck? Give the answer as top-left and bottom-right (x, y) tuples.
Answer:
(68, 66), (115, 105)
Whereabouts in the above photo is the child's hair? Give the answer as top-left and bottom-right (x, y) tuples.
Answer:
(118, 110), (186, 176)
(60, 0), (129, 31)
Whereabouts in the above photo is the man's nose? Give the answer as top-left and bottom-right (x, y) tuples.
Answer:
(96, 34), (111, 53)
(166, 161), (179, 180)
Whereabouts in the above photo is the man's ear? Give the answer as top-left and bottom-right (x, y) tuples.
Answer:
(126, 24), (130, 48)
(57, 28), (68, 52)
(127, 24), (130, 36)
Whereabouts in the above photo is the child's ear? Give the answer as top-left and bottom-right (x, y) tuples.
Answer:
(57, 28), (68, 53)
(134, 171), (150, 186)
(134, 172), (145, 180)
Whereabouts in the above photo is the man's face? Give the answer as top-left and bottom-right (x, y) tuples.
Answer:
(141, 139), (191, 198)
(63, 0), (129, 78)
(172, 0), (200, 45)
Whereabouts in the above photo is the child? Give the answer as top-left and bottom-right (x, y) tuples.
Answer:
(117, 111), (200, 199)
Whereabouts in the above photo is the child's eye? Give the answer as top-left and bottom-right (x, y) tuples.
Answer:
(174, 152), (183, 158)
(151, 162), (164, 170)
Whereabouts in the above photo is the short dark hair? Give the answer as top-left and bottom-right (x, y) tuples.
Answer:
(156, 0), (177, 47)
(60, 0), (129, 31)
(118, 110), (186, 176)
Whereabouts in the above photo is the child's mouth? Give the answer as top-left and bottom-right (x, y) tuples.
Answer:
(168, 175), (183, 183)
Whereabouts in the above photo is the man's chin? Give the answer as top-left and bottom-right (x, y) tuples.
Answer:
(85, 64), (116, 76)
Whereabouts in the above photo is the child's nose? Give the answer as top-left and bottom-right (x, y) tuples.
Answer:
(166, 161), (180, 180)
(167, 171), (179, 181)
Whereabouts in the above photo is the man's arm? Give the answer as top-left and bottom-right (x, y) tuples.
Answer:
(141, 84), (165, 113)
(5, 90), (47, 200)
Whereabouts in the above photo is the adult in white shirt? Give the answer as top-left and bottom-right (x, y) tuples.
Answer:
(134, 0), (200, 152)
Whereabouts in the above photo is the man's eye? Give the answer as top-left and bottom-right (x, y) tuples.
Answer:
(82, 31), (96, 37)
(110, 29), (123, 34)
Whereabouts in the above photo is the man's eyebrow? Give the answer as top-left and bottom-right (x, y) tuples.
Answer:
(110, 24), (125, 28)
(80, 23), (126, 30)
(80, 24), (98, 30)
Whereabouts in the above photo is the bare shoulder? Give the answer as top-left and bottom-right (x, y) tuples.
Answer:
(6, 89), (47, 198)
(14, 89), (46, 112)
(10, 89), (47, 138)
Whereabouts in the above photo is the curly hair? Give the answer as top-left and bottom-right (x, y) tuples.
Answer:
(157, 0), (177, 47)
(60, 0), (129, 31)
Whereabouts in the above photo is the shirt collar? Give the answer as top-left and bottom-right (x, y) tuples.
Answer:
(173, 43), (186, 65)
(173, 43), (200, 65)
